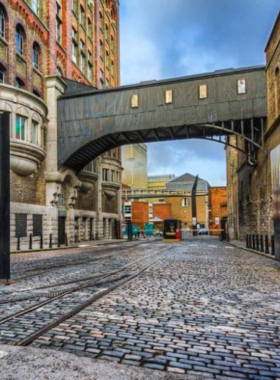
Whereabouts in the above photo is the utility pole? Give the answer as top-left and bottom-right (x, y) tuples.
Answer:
(0, 112), (10, 281)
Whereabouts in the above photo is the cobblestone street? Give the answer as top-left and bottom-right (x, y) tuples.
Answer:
(1, 238), (280, 379)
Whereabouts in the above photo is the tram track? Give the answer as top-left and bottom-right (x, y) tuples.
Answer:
(0, 246), (170, 347)
(11, 240), (148, 281)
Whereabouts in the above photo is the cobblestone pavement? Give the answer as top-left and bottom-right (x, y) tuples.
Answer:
(1, 238), (280, 379)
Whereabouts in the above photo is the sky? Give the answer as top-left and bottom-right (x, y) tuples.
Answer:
(119, 0), (280, 186)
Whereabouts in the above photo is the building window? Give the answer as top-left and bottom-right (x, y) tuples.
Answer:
(99, 40), (103, 59)
(56, 2), (62, 43)
(106, 78), (110, 88)
(99, 12), (103, 33)
(181, 198), (189, 207)
(31, 0), (38, 14)
(102, 168), (109, 181)
(111, 35), (115, 53)
(72, 0), (77, 13)
(85, 160), (94, 172)
(31, 120), (39, 145)
(111, 170), (116, 182)
(111, 60), (114, 77)
(0, 65), (4, 83)
(99, 69), (104, 88)
(33, 90), (41, 98)
(199, 84), (207, 99)
(15, 77), (25, 88)
(72, 28), (78, 63)
(57, 192), (65, 206)
(15, 115), (26, 140)
(80, 5), (85, 27)
(105, 50), (109, 68)
(105, 24), (109, 41)
(32, 42), (40, 69)
(16, 25), (24, 55)
(87, 51), (92, 81)
(80, 40), (85, 72)
(15, 213), (27, 237)
(0, 7), (5, 39)
(87, 17), (92, 38)
(56, 66), (63, 76)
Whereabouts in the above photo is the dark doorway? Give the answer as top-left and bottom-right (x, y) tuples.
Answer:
(58, 217), (66, 245)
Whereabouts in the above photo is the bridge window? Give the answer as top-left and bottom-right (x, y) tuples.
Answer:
(181, 198), (189, 207)
(165, 90), (173, 104)
(199, 84), (207, 99)
(238, 79), (246, 94)
(102, 168), (109, 181)
(131, 94), (138, 108)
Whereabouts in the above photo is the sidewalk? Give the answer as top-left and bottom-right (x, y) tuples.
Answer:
(228, 239), (277, 260)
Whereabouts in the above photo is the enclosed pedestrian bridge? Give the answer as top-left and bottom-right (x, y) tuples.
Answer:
(58, 66), (267, 172)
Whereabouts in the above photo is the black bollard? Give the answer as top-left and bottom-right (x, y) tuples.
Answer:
(17, 235), (20, 251)
(260, 235), (264, 252)
(252, 234), (256, 250)
(29, 234), (32, 250)
(265, 234), (269, 254)
(271, 235), (275, 256)
(248, 234), (251, 249)
(256, 235), (259, 251)
(246, 235), (249, 248)
(49, 234), (52, 249)
(65, 233), (68, 246)
(40, 234), (43, 249)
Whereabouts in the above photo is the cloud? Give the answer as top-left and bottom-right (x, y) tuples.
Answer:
(119, 0), (280, 186)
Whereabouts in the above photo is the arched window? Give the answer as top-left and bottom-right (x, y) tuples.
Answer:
(16, 24), (25, 55)
(0, 6), (5, 38)
(56, 66), (63, 76)
(33, 89), (41, 97)
(15, 77), (24, 88)
(0, 64), (5, 83)
(32, 42), (40, 69)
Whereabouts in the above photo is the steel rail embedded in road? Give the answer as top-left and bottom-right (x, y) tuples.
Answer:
(16, 248), (170, 347)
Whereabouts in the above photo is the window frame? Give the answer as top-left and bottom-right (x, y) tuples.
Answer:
(32, 42), (40, 69)
(15, 114), (27, 141)
(16, 25), (24, 55)
(0, 6), (5, 39)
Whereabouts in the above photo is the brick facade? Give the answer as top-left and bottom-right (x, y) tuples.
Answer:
(0, 0), (122, 248)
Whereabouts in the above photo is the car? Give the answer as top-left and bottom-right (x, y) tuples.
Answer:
(198, 227), (208, 235)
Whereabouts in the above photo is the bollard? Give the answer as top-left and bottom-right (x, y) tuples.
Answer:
(29, 233), (33, 250)
(248, 234), (251, 249)
(17, 235), (20, 250)
(256, 235), (259, 251)
(271, 235), (275, 256)
(260, 235), (264, 252)
(265, 234), (269, 254)
(246, 235), (249, 248)
(65, 233), (68, 246)
(90, 231), (93, 241)
(49, 234), (53, 249)
(252, 234), (256, 250)
(40, 234), (43, 249)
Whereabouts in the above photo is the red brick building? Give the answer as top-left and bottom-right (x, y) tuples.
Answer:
(0, 0), (122, 249)
(209, 187), (227, 236)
